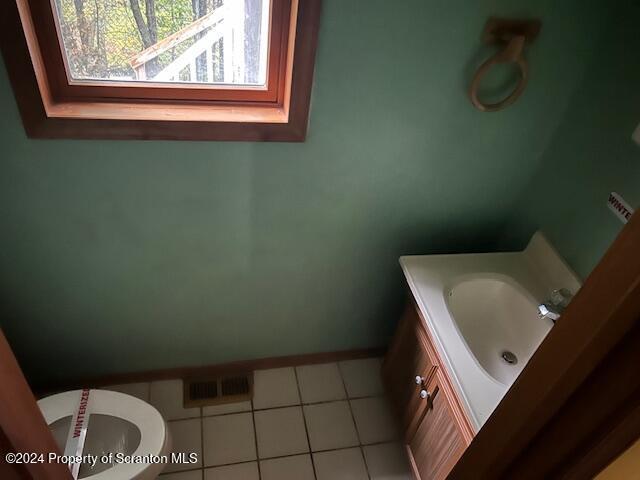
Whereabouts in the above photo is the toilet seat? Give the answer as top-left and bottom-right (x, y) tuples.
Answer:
(38, 390), (169, 480)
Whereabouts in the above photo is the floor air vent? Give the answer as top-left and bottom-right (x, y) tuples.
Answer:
(189, 380), (218, 401)
(221, 375), (251, 396)
(184, 373), (253, 408)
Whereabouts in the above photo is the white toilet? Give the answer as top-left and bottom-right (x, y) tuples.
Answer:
(38, 389), (171, 479)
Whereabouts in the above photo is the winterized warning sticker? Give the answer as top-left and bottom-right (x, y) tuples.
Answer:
(63, 389), (91, 479)
(607, 192), (634, 224)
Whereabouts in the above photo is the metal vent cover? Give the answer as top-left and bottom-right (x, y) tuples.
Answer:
(189, 380), (218, 401)
(221, 375), (251, 396)
(183, 372), (253, 408)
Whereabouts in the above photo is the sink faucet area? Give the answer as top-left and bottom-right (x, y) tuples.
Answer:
(399, 232), (581, 429)
(537, 288), (574, 322)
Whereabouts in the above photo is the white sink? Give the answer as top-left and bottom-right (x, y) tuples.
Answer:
(446, 275), (551, 386)
(400, 232), (581, 430)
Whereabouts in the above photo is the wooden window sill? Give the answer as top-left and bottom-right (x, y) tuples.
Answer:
(44, 101), (290, 124)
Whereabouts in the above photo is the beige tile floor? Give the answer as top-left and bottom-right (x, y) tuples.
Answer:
(105, 357), (412, 480)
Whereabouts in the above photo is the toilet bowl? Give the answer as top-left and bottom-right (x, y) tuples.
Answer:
(38, 389), (171, 480)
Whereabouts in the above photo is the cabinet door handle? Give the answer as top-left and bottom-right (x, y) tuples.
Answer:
(420, 388), (437, 410)
(415, 375), (425, 385)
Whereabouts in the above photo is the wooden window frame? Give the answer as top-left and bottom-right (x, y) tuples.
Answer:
(0, 0), (322, 141)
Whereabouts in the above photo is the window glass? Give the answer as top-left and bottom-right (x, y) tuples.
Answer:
(53, 0), (270, 85)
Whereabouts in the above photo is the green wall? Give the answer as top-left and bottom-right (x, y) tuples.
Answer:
(0, 0), (610, 386)
(499, 1), (640, 279)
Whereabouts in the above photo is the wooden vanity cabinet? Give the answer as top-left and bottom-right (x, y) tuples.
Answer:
(383, 300), (474, 480)
(409, 371), (468, 479)
(382, 304), (436, 440)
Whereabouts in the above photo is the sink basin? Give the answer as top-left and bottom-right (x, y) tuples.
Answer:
(446, 275), (551, 385)
(400, 232), (582, 428)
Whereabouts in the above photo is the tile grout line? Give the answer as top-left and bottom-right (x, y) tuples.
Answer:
(166, 416), (204, 423)
(198, 449), (383, 473)
(337, 361), (372, 480)
(202, 458), (257, 469)
(265, 444), (388, 458)
(359, 445), (372, 480)
(294, 366), (318, 480)
(337, 362), (363, 444)
(160, 465), (203, 476)
(249, 394), (381, 410)
(193, 446), (392, 471)
(250, 399), (263, 480)
(194, 393), (384, 421)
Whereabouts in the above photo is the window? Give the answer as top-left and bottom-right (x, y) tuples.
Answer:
(55, 0), (269, 86)
(1, 0), (321, 141)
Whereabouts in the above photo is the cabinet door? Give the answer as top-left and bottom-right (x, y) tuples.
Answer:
(382, 304), (436, 440)
(409, 373), (467, 480)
